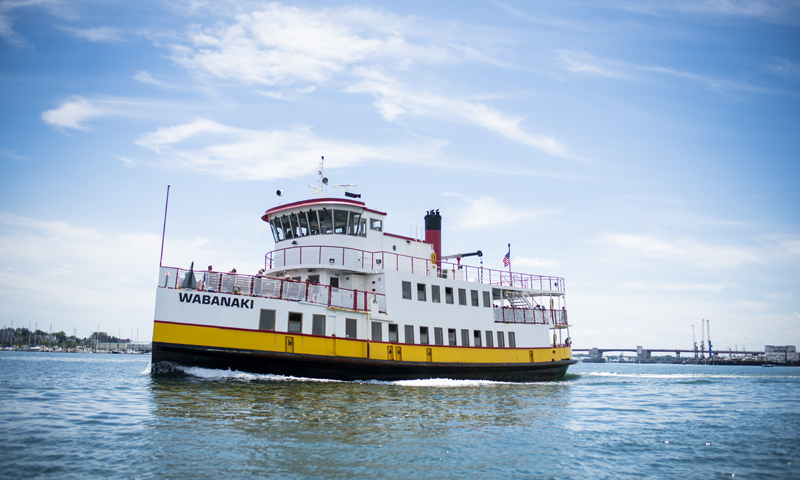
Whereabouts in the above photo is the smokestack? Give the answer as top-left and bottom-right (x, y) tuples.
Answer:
(424, 209), (442, 267)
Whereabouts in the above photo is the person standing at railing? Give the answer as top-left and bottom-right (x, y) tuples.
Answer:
(203, 266), (213, 291)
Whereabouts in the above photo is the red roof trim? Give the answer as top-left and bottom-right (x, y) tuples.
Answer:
(384, 232), (427, 243)
(263, 198), (369, 221)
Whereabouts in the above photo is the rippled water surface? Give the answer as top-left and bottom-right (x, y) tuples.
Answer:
(1, 352), (798, 479)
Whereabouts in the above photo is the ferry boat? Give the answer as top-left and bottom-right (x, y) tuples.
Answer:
(151, 164), (576, 381)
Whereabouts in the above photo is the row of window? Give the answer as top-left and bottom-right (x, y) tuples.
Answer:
(258, 309), (516, 347)
(269, 209), (383, 243)
(402, 281), (491, 307)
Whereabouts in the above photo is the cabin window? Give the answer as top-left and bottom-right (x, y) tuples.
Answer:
(297, 211), (309, 236)
(431, 285), (441, 303)
(371, 322), (382, 341)
(282, 216), (294, 239)
(347, 212), (361, 236)
(417, 283), (426, 301)
(508, 332), (516, 348)
(259, 309), (276, 331)
(288, 312), (302, 333)
(445, 287), (454, 304)
(402, 281), (412, 300)
(486, 331), (494, 347)
(434, 327), (443, 345)
(312, 315), (326, 336)
(333, 210), (348, 234)
(358, 218), (367, 237)
(404, 325), (414, 344)
(289, 213), (301, 237)
(388, 324), (398, 343)
(269, 219), (280, 243)
(420, 327), (429, 345)
(272, 218), (285, 241)
(483, 291), (491, 307)
(497, 331), (505, 348)
(471, 290), (479, 307)
(448, 328), (457, 346)
(346, 318), (357, 338)
(461, 329), (470, 347)
(307, 275), (320, 284)
(319, 209), (333, 234)
(370, 218), (382, 231)
(307, 210), (320, 235)
(473, 330), (482, 347)
(458, 289), (467, 306)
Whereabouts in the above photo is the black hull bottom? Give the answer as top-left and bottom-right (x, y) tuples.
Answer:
(152, 342), (577, 382)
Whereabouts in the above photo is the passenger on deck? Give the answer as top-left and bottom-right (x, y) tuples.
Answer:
(256, 269), (265, 277)
(229, 268), (237, 274)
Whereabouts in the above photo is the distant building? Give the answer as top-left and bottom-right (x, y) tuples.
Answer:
(765, 345), (797, 363)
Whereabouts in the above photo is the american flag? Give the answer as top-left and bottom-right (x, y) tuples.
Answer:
(503, 251), (510, 267)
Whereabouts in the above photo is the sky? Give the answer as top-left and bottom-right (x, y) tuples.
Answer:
(0, 0), (798, 352)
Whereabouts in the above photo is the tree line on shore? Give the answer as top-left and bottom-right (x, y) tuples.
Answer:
(0, 327), (128, 349)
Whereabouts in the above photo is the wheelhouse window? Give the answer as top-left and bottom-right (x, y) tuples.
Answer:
(434, 327), (443, 345)
(417, 283), (426, 301)
(288, 312), (302, 333)
(483, 291), (491, 307)
(461, 329), (470, 346)
(312, 315), (326, 336)
(347, 211), (361, 236)
(404, 325), (414, 343)
(269, 218), (281, 242)
(282, 216), (294, 239)
(319, 209), (333, 234)
(420, 327), (429, 345)
(448, 328), (457, 346)
(297, 212), (309, 236)
(458, 288), (467, 305)
(445, 287), (454, 304)
(471, 290), (479, 307)
(307, 210), (320, 235)
(370, 218), (382, 231)
(358, 218), (367, 237)
(486, 331), (494, 347)
(333, 210), (348, 234)
(402, 281), (412, 300)
(289, 213), (301, 237)
(431, 285), (441, 303)
(388, 324), (398, 343)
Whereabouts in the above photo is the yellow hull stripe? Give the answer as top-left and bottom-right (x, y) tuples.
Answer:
(154, 321), (573, 364)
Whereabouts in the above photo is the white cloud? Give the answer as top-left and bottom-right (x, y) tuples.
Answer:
(61, 26), (123, 42)
(41, 96), (109, 131)
(555, 50), (628, 78)
(622, 0), (800, 25)
(449, 195), (547, 230)
(135, 119), (449, 181)
(346, 70), (577, 159)
(512, 256), (561, 269)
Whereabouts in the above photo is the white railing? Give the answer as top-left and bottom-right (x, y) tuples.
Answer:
(492, 307), (568, 325)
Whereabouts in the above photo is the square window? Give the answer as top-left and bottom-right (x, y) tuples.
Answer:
(445, 287), (454, 304)
(508, 332), (516, 348)
(312, 315), (326, 336)
(471, 290), (479, 306)
(346, 318), (357, 338)
(434, 327), (443, 345)
(371, 322), (382, 341)
(370, 218), (382, 231)
(288, 312), (302, 333)
(432, 285), (441, 303)
(420, 327), (429, 345)
(417, 283), (426, 301)
(402, 281), (412, 300)
(404, 325), (414, 344)
(461, 329), (470, 347)
(388, 324), (398, 343)
(458, 289), (467, 305)
(483, 291), (491, 307)
(497, 331), (505, 348)
(448, 328), (457, 346)
(307, 274), (320, 284)
(259, 309), (276, 331)
(486, 331), (494, 348)
(473, 330), (482, 347)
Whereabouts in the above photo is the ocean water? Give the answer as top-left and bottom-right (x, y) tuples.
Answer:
(1, 352), (798, 479)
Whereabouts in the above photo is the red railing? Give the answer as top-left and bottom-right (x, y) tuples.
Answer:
(265, 246), (565, 292)
(159, 266), (386, 314)
(493, 307), (568, 325)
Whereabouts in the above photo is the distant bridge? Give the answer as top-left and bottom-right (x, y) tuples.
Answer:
(573, 347), (764, 362)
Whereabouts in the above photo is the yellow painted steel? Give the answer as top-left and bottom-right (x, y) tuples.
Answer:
(154, 321), (572, 364)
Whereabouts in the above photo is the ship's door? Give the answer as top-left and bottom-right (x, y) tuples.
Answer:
(353, 275), (366, 292)
(285, 337), (294, 353)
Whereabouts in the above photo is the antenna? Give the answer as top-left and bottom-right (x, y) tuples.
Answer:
(692, 324), (697, 362)
(333, 183), (357, 195)
(308, 156), (329, 198)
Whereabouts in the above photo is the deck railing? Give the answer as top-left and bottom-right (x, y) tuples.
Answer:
(159, 266), (387, 314)
(492, 307), (568, 325)
(265, 246), (565, 292)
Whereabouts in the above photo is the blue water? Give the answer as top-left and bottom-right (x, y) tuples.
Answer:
(1, 352), (798, 479)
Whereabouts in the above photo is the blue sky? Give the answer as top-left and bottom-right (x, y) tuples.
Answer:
(1, 0), (798, 351)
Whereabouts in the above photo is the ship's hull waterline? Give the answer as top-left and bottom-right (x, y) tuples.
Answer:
(152, 342), (576, 382)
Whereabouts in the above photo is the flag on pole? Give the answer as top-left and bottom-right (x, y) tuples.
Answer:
(503, 251), (510, 267)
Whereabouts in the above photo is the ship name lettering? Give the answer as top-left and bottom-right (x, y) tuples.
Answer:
(178, 293), (253, 309)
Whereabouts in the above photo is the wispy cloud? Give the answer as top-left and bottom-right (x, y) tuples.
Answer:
(60, 25), (124, 42)
(618, 0), (800, 25)
(134, 119), (449, 181)
(448, 194), (550, 230)
(41, 96), (110, 131)
(41, 95), (202, 131)
(555, 50), (628, 78)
